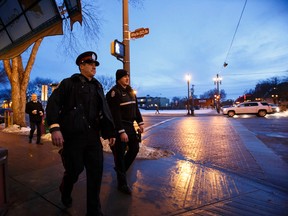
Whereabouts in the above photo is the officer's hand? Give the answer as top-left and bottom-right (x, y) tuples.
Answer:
(39, 111), (43, 116)
(120, 132), (129, 142)
(108, 138), (116, 146)
(32, 110), (37, 114)
(51, 131), (64, 148)
(138, 125), (144, 133)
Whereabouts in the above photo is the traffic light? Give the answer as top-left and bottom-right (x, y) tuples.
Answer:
(110, 40), (125, 59)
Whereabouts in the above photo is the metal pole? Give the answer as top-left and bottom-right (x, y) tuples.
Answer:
(215, 74), (221, 113)
(191, 84), (194, 116)
(187, 79), (190, 115)
(123, 0), (130, 84)
(216, 74), (220, 96)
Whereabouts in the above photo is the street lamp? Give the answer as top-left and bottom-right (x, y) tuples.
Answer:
(271, 94), (278, 104)
(213, 73), (222, 113)
(185, 74), (191, 115)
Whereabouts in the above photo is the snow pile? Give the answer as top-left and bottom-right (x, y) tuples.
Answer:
(2, 124), (30, 135)
(266, 110), (288, 118)
(101, 139), (174, 160)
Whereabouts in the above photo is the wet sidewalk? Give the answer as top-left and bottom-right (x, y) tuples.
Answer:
(0, 112), (288, 216)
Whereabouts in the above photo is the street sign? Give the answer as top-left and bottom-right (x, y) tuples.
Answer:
(130, 28), (149, 39)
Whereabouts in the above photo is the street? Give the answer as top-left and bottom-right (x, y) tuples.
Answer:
(142, 112), (288, 163)
(141, 111), (288, 189)
(235, 114), (288, 163)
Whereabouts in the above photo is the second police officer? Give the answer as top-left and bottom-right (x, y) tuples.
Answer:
(106, 69), (144, 194)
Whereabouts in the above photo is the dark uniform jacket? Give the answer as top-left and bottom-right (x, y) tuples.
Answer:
(106, 84), (143, 134)
(25, 101), (44, 122)
(46, 73), (115, 139)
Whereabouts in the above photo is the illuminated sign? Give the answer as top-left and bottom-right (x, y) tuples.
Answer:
(111, 39), (125, 59)
(130, 28), (149, 39)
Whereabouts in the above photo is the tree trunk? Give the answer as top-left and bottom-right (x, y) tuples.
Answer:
(3, 38), (43, 127)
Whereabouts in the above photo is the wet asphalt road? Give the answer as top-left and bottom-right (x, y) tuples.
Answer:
(143, 114), (288, 179)
(234, 114), (288, 163)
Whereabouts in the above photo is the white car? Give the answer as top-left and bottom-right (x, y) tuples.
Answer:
(269, 103), (280, 113)
(222, 102), (273, 117)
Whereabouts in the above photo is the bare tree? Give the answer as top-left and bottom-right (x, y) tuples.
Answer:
(96, 75), (115, 94)
(3, 39), (43, 126)
(200, 89), (226, 101)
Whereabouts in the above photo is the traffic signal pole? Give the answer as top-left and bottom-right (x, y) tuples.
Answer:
(123, 0), (130, 84)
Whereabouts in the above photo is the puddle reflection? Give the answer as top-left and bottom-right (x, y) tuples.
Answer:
(167, 160), (241, 208)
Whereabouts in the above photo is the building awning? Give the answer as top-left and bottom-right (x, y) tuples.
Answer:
(0, 0), (82, 60)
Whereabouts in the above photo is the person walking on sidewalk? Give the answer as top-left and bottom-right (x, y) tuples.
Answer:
(106, 69), (144, 195)
(25, 93), (44, 144)
(155, 105), (160, 114)
(46, 51), (116, 216)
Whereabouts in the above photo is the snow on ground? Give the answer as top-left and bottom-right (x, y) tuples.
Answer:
(1, 109), (287, 159)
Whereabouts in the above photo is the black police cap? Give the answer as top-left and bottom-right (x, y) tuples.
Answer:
(75, 51), (100, 66)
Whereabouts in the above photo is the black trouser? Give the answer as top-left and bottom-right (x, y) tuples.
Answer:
(29, 121), (42, 142)
(61, 129), (103, 216)
(111, 125), (139, 175)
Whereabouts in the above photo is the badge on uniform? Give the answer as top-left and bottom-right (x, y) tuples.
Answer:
(92, 53), (96, 60)
(111, 90), (115, 97)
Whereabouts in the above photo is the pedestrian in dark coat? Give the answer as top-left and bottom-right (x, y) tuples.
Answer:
(25, 93), (44, 144)
(106, 69), (144, 195)
(46, 51), (116, 216)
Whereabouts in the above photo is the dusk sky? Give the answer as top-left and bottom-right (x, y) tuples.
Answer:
(30, 0), (288, 100)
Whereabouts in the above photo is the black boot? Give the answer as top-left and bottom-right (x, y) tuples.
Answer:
(114, 167), (132, 195)
(36, 136), (43, 144)
(59, 181), (73, 207)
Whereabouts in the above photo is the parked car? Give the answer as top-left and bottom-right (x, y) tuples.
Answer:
(269, 103), (280, 113)
(222, 101), (273, 117)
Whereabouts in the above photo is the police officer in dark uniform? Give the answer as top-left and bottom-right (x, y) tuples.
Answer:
(106, 69), (144, 194)
(46, 51), (116, 216)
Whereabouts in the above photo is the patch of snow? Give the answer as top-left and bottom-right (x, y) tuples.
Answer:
(2, 124), (30, 135)
(101, 139), (174, 160)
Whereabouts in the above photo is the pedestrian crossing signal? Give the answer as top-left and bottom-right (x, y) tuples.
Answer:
(111, 40), (125, 59)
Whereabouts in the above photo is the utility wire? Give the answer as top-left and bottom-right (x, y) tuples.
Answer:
(222, 0), (248, 69)
(224, 70), (288, 76)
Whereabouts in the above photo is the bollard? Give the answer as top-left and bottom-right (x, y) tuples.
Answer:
(4, 110), (13, 128)
(0, 148), (8, 215)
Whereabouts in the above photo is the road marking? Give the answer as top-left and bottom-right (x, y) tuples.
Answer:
(145, 117), (177, 132)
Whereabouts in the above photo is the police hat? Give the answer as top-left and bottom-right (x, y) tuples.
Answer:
(76, 51), (100, 66)
(116, 69), (128, 81)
